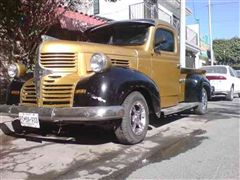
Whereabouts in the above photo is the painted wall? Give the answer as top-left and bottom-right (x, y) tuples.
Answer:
(96, 0), (174, 23)
(97, 0), (144, 20)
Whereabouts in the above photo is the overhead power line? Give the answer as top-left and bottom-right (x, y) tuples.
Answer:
(211, 2), (239, 6)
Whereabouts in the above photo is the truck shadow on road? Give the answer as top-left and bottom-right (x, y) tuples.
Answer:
(0, 120), (116, 145)
(149, 113), (189, 129)
(0, 114), (192, 145)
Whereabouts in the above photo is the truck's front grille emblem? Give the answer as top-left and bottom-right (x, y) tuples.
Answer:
(40, 53), (77, 71)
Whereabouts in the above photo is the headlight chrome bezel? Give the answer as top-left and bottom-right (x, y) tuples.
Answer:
(7, 63), (26, 78)
(90, 53), (111, 73)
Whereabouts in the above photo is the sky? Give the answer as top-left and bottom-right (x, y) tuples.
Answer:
(186, 0), (240, 40)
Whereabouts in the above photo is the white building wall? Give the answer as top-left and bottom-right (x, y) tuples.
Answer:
(187, 24), (199, 34)
(97, 0), (144, 20)
(96, 0), (173, 23)
(195, 52), (200, 68)
(187, 24), (200, 46)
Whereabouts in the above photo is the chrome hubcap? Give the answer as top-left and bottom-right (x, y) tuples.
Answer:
(130, 101), (146, 135)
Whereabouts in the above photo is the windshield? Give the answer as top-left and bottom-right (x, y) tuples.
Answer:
(85, 22), (151, 46)
(201, 66), (227, 74)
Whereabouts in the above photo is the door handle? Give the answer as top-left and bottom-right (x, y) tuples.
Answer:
(177, 64), (181, 69)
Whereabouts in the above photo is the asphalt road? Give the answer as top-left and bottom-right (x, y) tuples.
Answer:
(128, 98), (240, 179)
(0, 97), (239, 179)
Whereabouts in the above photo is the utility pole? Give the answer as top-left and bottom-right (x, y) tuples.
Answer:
(180, 0), (186, 68)
(208, 0), (214, 65)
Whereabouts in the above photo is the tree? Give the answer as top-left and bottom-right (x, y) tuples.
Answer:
(213, 37), (240, 66)
(0, 0), (64, 103)
(0, 0), (118, 103)
(0, 0), (64, 67)
(0, 0), (119, 66)
(64, 0), (119, 12)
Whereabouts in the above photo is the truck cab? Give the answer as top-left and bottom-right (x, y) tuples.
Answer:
(1, 19), (211, 144)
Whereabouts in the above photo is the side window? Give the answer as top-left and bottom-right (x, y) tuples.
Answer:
(154, 28), (175, 52)
(229, 67), (236, 77)
(94, 0), (99, 15)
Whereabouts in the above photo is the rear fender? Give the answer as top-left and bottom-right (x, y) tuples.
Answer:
(185, 74), (211, 102)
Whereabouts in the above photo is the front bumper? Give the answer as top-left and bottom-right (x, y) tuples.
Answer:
(0, 105), (124, 122)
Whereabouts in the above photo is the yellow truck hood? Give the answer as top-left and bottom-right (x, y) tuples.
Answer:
(40, 40), (138, 58)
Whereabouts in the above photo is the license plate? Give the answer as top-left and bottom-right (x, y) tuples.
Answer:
(19, 112), (40, 128)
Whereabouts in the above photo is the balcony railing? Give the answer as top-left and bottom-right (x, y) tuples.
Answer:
(129, 2), (173, 24)
(186, 27), (198, 46)
(129, 2), (199, 47)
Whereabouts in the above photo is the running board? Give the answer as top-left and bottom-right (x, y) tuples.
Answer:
(161, 102), (199, 116)
(16, 133), (76, 142)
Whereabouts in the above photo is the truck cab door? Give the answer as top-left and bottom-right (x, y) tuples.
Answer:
(151, 27), (180, 108)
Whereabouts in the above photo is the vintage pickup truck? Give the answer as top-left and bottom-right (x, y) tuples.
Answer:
(0, 19), (211, 144)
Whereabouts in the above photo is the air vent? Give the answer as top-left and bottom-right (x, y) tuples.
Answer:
(42, 76), (74, 107)
(21, 81), (37, 105)
(111, 59), (129, 68)
(40, 53), (77, 71)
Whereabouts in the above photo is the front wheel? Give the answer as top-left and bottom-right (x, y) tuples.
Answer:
(194, 88), (208, 115)
(114, 91), (149, 145)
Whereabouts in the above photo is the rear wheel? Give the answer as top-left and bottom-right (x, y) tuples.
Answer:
(194, 88), (208, 115)
(226, 86), (234, 101)
(115, 91), (149, 145)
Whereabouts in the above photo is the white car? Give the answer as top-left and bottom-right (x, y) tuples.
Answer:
(201, 65), (240, 101)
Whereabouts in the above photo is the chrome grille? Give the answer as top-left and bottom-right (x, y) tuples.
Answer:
(111, 59), (129, 67)
(40, 53), (77, 70)
(42, 76), (74, 107)
(21, 81), (37, 105)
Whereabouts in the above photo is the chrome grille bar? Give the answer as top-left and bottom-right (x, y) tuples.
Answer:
(40, 53), (77, 70)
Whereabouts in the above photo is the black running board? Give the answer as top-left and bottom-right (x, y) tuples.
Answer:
(15, 133), (76, 142)
(161, 102), (199, 116)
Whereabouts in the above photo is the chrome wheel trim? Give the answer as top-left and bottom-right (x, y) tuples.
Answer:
(202, 88), (208, 111)
(130, 101), (147, 136)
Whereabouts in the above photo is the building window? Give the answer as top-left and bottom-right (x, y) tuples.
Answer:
(94, 0), (99, 15)
(154, 28), (175, 52)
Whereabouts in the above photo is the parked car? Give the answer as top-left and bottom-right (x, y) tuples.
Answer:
(202, 65), (240, 100)
(235, 70), (240, 78)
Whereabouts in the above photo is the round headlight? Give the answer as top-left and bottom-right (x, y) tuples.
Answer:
(7, 63), (26, 78)
(90, 53), (111, 73)
(8, 64), (18, 78)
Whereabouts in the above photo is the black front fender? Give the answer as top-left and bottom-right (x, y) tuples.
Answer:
(74, 67), (160, 115)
